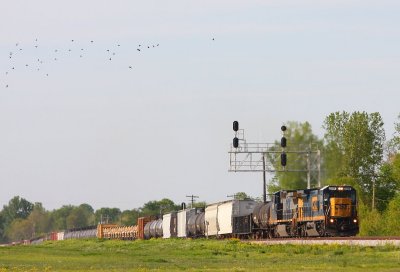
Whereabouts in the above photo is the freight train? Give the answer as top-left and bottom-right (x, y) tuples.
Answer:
(21, 185), (358, 245)
(100, 185), (359, 240)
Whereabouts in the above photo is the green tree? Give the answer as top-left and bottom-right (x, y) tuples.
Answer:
(66, 207), (89, 229)
(387, 114), (400, 154)
(5, 218), (33, 241)
(0, 213), (5, 242)
(191, 201), (207, 209)
(28, 203), (52, 236)
(1, 196), (34, 225)
(94, 208), (121, 224)
(269, 121), (322, 191)
(78, 204), (95, 226)
(232, 192), (251, 200)
(383, 193), (400, 235)
(5, 203), (52, 241)
(395, 114), (400, 147)
(120, 209), (140, 226)
(140, 199), (180, 216)
(323, 111), (385, 206)
(392, 153), (400, 181)
(51, 205), (74, 231)
(0, 196), (34, 242)
(374, 163), (399, 212)
(358, 206), (384, 236)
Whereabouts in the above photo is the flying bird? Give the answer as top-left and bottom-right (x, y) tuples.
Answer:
(137, 49), (141, 51)
(129, 66), (132, 69)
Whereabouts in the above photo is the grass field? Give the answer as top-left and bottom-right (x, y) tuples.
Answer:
(0, 238), (399, 271)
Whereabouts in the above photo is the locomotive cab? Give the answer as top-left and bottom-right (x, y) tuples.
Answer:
(322, 185), (359, 236)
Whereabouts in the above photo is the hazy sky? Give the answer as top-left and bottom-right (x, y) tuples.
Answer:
(1, 0), (399, 211)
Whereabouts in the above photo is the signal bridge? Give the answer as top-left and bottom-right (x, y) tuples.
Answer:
(228, 121), (321, 203)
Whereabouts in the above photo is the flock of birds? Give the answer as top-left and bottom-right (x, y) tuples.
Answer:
(2, 37), (216, 89)
(1, 38), (164, 89)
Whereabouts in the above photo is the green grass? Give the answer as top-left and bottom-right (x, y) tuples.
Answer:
(0, 238), (399, 271)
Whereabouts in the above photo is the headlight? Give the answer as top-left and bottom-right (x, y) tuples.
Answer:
(353, 219), (357, 223)
(330, 218), (334, 223)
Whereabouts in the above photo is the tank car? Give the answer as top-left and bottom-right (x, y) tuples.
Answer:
(178, 208), (203, 238)
(187, 211), (205, 237)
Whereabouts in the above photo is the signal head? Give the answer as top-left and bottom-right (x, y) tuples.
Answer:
(233, 121), (239, 132)
(281, 152), (287, 166)
(281, 137), (287, 148)
(233, 137), (239, 148)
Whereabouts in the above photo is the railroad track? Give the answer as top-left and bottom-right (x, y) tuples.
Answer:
(250, 236), (400, 246)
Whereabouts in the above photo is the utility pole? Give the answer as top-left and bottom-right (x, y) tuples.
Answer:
(186, 195), (199, 208)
